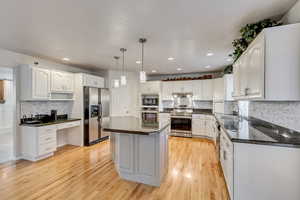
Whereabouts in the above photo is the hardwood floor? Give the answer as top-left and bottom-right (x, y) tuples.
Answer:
(0, 137), (229, 200)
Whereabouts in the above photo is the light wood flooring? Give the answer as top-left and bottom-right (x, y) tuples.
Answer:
(0, 137), (229, 200)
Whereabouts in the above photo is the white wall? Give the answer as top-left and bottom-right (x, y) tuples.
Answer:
(282, 0), (300, 24)
(108, 70), (139, 117)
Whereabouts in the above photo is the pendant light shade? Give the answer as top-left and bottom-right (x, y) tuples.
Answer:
(140, 71), (146, 83)
(120, 48), (127, 86)
(113, 79), (120, 88)
(139, 38), (147, 83)
(113, 56), (120, 88)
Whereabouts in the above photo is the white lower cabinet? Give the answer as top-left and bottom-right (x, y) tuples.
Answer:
(192, 114), (214, 139)
(220, 129), (233, 199)
(21, 121), (81, 161)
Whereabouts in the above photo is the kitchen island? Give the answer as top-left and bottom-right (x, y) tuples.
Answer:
(103, 117), (170, 186)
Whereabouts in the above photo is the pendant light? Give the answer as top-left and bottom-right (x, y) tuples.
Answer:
(139, 38), (147, 83)
(113, 56), (120, 88)
(120, 48), (127, 86)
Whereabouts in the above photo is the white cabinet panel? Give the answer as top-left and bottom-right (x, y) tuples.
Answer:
(162, 82), (174, 100)
(192, 80), (202, 100)
(140, 81), (161, 94)
(32, 68), (51, 100)
(192, 114), (214, 138)
(213, 78), (224, 102)
(246, 35), (264, 98)
(82, 74), (104, 88)
(202, 79), (213, 100)
(51, 71), (74, 93)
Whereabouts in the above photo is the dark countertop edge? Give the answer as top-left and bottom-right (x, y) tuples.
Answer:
(104, 123), (170, 136)
(20, 118), (81, 127)
(160, 111), (213, 115)
(216, 116), (300, 149)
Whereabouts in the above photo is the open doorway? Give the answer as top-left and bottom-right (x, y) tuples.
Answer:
(0, 67), (15, 163)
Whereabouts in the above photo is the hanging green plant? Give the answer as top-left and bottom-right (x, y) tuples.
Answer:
(224, 65), (233, 74)
(230, 18), (281, 61)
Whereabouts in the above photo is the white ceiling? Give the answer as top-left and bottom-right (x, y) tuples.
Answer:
(0, 0), (297, 74)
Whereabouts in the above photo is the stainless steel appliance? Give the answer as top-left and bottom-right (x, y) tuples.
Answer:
(142, 94), (159, 107)
(141, 110), (158, 124)
(84, 87), (110, 146)
(170, 108), (193, 137)
(173, 93), (193, 109)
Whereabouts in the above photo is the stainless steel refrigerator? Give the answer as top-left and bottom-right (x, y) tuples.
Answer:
(84, 87), (110, 146)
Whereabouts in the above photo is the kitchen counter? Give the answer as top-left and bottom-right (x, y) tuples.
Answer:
(20, 118), (81, 127)
(107, 116), (170, 186)
(103, 116), (169, 135)
(215, 114), (300, 148)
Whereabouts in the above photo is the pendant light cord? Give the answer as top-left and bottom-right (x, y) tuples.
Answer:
(142, 42), (144, 72)
(122, 50), (125, 74)
(120, 48), (127, 75)
(139, 38), (147, 72)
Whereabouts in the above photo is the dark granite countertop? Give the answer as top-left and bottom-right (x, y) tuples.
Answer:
(20, 118), (81, 127)
(215, 114), (300, 148)
(103, 116), (170, 135)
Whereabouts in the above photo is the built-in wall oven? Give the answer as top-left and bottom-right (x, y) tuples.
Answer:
(170, 115), (192, 137)
(141, 111), (158, 124)
(142, 94), (159, 107)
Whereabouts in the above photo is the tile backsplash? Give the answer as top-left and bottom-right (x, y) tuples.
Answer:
(162, 100), (212, 109)
(248, 101), (300, 132)
(193, 101), (213, 109)
(20, 101), (74, 117)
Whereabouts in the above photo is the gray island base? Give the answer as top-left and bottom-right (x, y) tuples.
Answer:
(103, 117), (170, 186)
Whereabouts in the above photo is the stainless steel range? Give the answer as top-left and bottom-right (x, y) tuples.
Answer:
(170, 92), (193, 137)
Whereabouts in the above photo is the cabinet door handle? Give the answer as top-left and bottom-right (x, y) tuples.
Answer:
(223, 150), (227, 161)
(245, 88), (250, 96)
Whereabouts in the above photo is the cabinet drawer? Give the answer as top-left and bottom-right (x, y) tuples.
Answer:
(38, 126), (57, 136)
(57, 121), (80, 130)
(38, 141), (56, 156)
(39, 133), (56, 145)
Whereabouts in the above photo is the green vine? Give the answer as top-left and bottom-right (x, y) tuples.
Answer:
(230, 19), (281, 61)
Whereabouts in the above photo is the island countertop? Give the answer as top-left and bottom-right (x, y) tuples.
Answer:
(103, 116), (170, 135)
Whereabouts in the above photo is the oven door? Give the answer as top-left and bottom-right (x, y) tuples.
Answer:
(171, 116), (192, 134)
(141, 112), (158, 124)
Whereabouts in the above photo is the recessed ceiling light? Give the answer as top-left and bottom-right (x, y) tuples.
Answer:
(206, 52), (214, 57)
(205, 65), (211, 68)
(62, 57), (70, 61)
(168, 57), (175, 61)
(136, 61), (141, 64)
(151, 70), (157, 73)
(177, 68), (182, 71)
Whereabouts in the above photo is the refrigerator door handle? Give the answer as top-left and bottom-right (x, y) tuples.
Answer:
(99, 104), (102, 117)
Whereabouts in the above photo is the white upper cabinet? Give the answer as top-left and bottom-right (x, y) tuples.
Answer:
(32, 68), (51, 100)
(202, 79), (213, 101)
(140, 81), (161, 94)
(213, 75), (233, 102)
(162, 79), (213, 101)
(192, 80), (202, 100)
(20, 65), (51, 101)
(213, 78), (224, 102)
(162, 81), (174, 100)
(233, 23), (300, 100)
(51, 71), (74, 93)
(82, 74), (104, 88)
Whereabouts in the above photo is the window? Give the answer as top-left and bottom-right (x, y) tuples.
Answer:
(0, 80), (4, 103)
